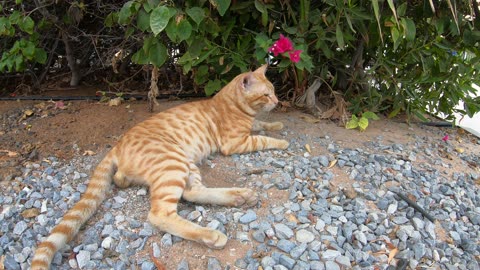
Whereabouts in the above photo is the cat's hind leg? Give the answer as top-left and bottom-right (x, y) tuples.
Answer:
(252, 120), (284, 132)
(146, 162), (227, 249)
(182, 163), (258, 207)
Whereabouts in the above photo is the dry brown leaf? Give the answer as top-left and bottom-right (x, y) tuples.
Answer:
(108, 97), (122, 106)
(0, 150), (19, 157)
(24, 109), (34, 117)
(150, 248), (167, 270)
(328, 159), (337, 168)
(320, 106), (337, 119)
(286, 214), (299, 224)
(280, 101), (291, 108)
(385, 240), (396, 250)
(21, 208), (40, 218)
(300, 115), (320, 123)
(305, 144), (312, 153)
(0, 255), (5, 270)
(388, 248), (398, 264)
(342, 186), (357, 199)
(83, 150), (96, 156)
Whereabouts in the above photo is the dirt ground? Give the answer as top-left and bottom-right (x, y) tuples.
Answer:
(1, 95), (479, 269)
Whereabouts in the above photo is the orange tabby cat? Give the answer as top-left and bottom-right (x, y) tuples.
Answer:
(31, 64), (289, 269)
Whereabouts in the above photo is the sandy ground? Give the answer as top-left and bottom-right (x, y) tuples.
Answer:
(1, 98), (479, 269)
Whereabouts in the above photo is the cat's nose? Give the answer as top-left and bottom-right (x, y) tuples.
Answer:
(272, 95), (279, 104)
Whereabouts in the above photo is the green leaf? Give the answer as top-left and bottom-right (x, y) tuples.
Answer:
(176, 19), (192, 42)
(186, 7), (205, 25)
(391, 27), (400, 51)
(388, 107), (401, 118)
(336, 24), (344, 50)
(132, 48), (149, 64)
(211, 0), (231, 16)
(402, 18), (416, 41)
(34, 48), (47, 64)
(372, 0), (383, 43)
(165, 20), (178, 42)
(118, 1), (133, 25)
(19, 16), (34, 34)
(358, 117), (369, 131)
(15, 0), (22, 4)
(254, 0), (267, 13)
(148, 40), (168, 67)
(137, 9), (151, 32)
(105, 12), (118, 27)
(345, 115), (359, 129)
(204, 79), (222, 96)
(150, 6), (173, 36)
(9, 11), (21, 24)
(362, 111), (379, 120)
(22, 42), (35, 59)
(397, 3), (407, 17)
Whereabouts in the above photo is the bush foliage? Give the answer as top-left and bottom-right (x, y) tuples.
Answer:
(1, 0), (480, 120)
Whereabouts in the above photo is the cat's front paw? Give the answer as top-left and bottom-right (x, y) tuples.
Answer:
(278, 139), (290, 150)
(202, 229), (228, 249)
(228, 188), (258, 207)
(267, 121), (284, 131)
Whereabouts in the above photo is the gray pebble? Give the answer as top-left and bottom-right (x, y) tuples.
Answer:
(207, 257), (222, 270)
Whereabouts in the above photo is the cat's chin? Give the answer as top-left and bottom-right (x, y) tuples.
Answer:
(262, 104), (277, 112)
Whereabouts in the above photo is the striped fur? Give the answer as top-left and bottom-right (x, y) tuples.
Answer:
(31, 65), (289, 269)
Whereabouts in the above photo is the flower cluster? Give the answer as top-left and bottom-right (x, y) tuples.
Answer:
(268, 34), (303, 63)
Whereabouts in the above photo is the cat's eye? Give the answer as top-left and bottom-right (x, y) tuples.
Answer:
(264, 94), (270, 97)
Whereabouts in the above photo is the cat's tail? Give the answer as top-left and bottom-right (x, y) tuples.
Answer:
(31, 151), (117, 270)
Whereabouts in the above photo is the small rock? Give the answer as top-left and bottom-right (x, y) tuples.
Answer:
(239, 210), (257, 224)
(141, 261), (155, 270)
(76, 250), (91, 269)
(207, 257), (222, 270)
(274, 224), (294, 239)
(177, 259), (189, 270)
(277, 239), (296, 253)
(325, 261), (340, 270)
(296, 229), (315, 243)
(13, 221), (28, 235)
(322, 249), (341, 260)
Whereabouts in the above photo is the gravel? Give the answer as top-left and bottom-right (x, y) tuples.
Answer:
(1, 122), (480, 270)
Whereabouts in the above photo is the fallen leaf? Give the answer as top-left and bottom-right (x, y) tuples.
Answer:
(0, 255), (5, 270)
(280, 101), (291, 108)
(83, 150), (96, 156)
(385, 240), (396, 250)
(125, 104), (131, 109)
(55, 100), (66, 109)
(342, 186), (357, 199)
(21, 208), (40, 218)
(150, 248), (167, 270)
(328, 159), (337, 168)
(387, 248), (398, 264)
(24, 109), (34, 117)
(34, 102), (46, 109)
(108, 97), (122, 106)
(300, 115), (320, 123)
(305, 144), (311, 153)
(0, 150), (19, 157)
(455, 147), (465, 153)
(286, 214), (299, 224)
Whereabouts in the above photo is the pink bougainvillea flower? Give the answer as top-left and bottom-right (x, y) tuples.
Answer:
(288, 50), (302, 63)
(269, 34), (294, 56)
(442, 134), (449, 142)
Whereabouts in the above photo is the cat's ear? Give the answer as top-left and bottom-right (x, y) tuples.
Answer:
(241, 72), (255, 91)
(254, 64), (268, 75)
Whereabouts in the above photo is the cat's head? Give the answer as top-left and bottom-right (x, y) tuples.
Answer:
(236, 64), (279, 112)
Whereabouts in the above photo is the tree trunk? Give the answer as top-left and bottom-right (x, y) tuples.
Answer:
(61, 31), (81, 87)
